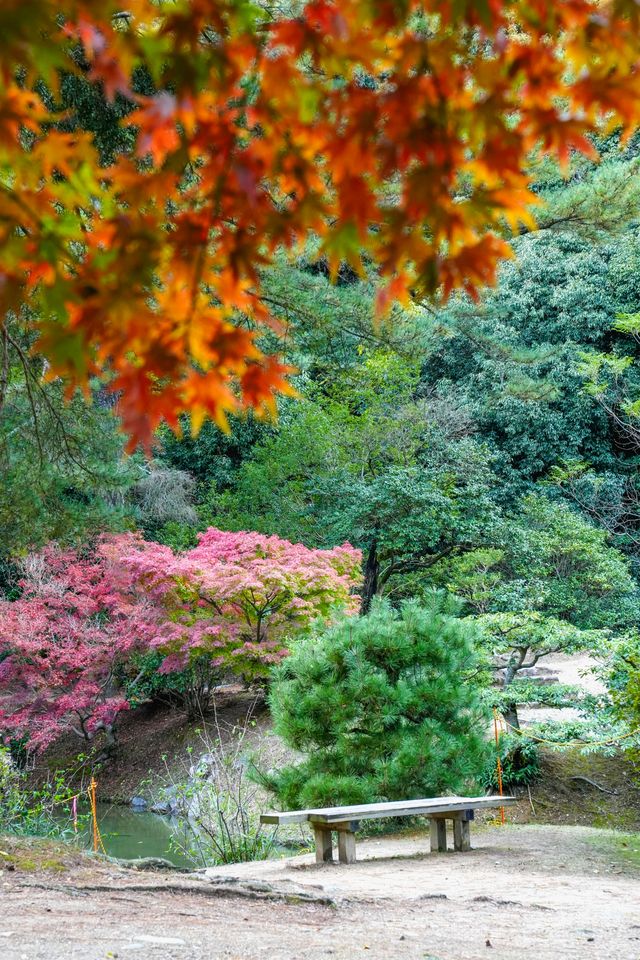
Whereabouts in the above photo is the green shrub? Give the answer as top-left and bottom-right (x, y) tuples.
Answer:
(162, 725), (280, 866)
(262, 597), (490, 808)
(0, 748), (22, 825)
(121, 650), (220, 718)
(483, 733), (540, 790)
(606, 634), (640, 761)
(0, 748), (86, 839)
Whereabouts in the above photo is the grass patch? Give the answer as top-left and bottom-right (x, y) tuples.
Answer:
(586, 829), (640, 873)
(0, 834), (86, 874)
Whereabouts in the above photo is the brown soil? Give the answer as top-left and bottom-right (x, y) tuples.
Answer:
(2, 823), (639, 960)
(508, 748), (640, 832)
(28, 691), (279, 802)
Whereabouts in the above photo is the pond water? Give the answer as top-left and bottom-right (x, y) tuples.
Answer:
(65, 803), (196, 869)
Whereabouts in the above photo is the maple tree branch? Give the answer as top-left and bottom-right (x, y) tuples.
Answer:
(7, 331), (45, 467)
(520, 648), (559, 671)
(187, 151), (238, 325)
(260, 293), (405, 351)
(0, 183), (41, 230)
(3, 328), (111, 481)
(200, 594), (226, 617)
(495, 624), (531, 638)
(379, 546), (458, 586)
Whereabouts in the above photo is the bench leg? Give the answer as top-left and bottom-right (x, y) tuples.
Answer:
(453, 818), (471, 852)
(314, 826), (333, 863)
(429, 818), (447, 853)
(337, 830), (357, 864)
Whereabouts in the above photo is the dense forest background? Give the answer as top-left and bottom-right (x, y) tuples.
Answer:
(4, 14), (640, 949)
(4, 76), (640, 746)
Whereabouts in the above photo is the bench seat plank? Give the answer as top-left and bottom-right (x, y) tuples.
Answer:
(304, 795), (514, 824)
(261, 795), (514, 825)
(260, 810), (312, 825)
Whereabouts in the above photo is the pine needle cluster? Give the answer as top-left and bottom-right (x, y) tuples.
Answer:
(264, 598), (489, 808)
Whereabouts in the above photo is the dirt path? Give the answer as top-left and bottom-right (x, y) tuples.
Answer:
(2, 824), (639, 960)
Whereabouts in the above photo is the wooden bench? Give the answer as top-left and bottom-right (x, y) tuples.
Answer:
(261, 795), (515, 864)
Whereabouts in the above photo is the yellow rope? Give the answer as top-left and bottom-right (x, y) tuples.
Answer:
(48, 792), (80, 806)
(88, 778), (107, 855)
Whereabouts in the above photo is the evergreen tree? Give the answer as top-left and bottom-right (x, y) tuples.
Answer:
(209, 352), (498, 610)
(263, 598), (489, 808)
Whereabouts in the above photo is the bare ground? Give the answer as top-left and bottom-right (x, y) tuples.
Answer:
(14, 654), (640, 958)
(2, 822), (640, 960)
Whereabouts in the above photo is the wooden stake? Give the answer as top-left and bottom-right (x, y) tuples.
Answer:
(493, 709), (506, 825)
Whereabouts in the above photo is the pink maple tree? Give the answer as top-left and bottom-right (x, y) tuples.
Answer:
(111, 529), (362, 712)
(0, 546), (143, 754)
(0, 530), (361, 748)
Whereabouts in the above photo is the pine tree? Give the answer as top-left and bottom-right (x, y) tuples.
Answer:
(264, 597), (489, 808)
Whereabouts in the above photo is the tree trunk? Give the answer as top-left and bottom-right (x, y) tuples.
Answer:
(502, 701), (520, 733)
(360, 538), (379, 615)
(501, 647), (527, 733)
(502, 674), (520, 733)
(92, 722), (118, 764)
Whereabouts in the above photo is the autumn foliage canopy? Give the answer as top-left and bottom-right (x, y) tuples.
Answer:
(3, 1), (640, 444)
(0, 545), (138, 750)
(0, 530), (361, 749)
(112, 528), (361, 683)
